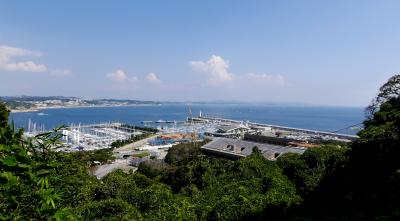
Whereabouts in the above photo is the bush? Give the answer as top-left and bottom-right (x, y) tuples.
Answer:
(138, 159), (169, 178)
(164, 141), (205, 164)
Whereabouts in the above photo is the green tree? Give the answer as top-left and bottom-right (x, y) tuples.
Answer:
(164, 141), (204, 164)
(366, 74), (400, 117)
(286, 75), (400, 220)
(138, 159), (169, 178)
(278, 144), (349, 196)
(79, 198), (142, 221)
(0, 102), (9, 128)
(0, 125), (65, 219)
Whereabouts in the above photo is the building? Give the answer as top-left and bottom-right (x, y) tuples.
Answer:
(204, 124), (251, 138)
(201, 137), (305, 160)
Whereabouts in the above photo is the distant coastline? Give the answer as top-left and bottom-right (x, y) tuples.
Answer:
(1, 96), (161, 113)
(10, 103), (161, 113)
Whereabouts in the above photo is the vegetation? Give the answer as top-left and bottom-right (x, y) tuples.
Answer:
(366, 74), (400, 116)
(1, 75), (400, 220)
(132, 152), (150, 158)
(120, 124), (159, 133)
(70, 149), (115, 164)
(164, 140), (208, 164)
(0, 102), (10, 128)
(137, 159), (168, 178)
(110, 124), (158, 148)
(111, 133), (152, 148)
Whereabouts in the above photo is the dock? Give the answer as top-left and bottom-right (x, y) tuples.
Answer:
(190, 116), (358, 141)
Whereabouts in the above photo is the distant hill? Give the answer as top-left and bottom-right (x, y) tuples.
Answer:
(0, 96), (160, 112)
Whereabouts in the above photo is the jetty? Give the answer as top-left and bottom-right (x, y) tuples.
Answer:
(189, 115), (358, 141)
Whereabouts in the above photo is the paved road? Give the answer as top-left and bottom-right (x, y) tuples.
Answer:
(113, 134), (159, 152)
(93, 159), (137, 179)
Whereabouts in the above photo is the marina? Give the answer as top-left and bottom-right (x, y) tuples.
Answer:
(11, 104), (364, 136)
(23, 110), (358, 153)
(20, 109), (362, 180)
(18, 105), (364, 181)
(190, 115), (358, 141)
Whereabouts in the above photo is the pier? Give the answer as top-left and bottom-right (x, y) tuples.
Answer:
(190, 116), (358, 141)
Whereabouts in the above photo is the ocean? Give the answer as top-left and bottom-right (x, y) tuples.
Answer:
(9, 103), (365, 135)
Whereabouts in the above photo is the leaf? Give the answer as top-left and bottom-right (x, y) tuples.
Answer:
(36, 169), (51, 177)
(50, 199), (55, 208)
(2, 156), (17, 166)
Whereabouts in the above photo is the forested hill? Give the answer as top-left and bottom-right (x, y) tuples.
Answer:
(1, 75), (400, 220)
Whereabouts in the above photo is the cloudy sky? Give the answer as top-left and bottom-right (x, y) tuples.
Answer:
(0, 0), (399, 106)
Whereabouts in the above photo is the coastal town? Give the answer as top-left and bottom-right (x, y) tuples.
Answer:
(0, 96), (160, 112)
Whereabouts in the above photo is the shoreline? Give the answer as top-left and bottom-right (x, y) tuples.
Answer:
(10, 103), (161, 113)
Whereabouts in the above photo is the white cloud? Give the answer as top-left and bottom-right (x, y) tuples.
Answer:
(0, 45), (42, 62)
(245, 73), (286, 86)
(189, 55), (234, 86)
(146, 72), (161, 84)
(106, 69), (139, 83)
(106, 70), (159, 85)
(189, 55), (287, 89)
(4, 61), (47, 72)
(0, 45), (47, 72)
(49, 68), (72, 77)
(106, 69), (129, 82)
(0, 45), (72, 77)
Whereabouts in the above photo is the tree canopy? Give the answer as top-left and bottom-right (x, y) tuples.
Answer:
(0, 102), (9, 128)
(367, 74), (400, 116)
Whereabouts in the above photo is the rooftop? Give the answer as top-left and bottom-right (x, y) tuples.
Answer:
(201, 137), (306, 160)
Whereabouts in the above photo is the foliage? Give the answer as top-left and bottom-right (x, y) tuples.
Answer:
(282, 75), (400, 220)
(3, 76), (400, 220)
(120, 123), (159, 133)
(0, 122), (65, 219)
(366, 74), (400, 117)
(164, 140), (207, 164)
(110, 123), (159, 148)
(0, 100), (34, 111)
(69, 148), (115, 164)
(111, 133), (152, 148)
(138, 159), (168, 178)
(132, 151), (150, 158)
(78, 198), (142, 220)
(278, 144), (349, 196)
(0, 102), (9, 128)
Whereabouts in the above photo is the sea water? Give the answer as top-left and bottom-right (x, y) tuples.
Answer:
(9, 103), (365, 135)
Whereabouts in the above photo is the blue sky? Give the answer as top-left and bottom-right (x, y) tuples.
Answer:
(0, 0), (399, 106)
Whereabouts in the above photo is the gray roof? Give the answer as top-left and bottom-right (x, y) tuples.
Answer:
(201, 137), (305, 160)
(216, 125), (237, 132)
